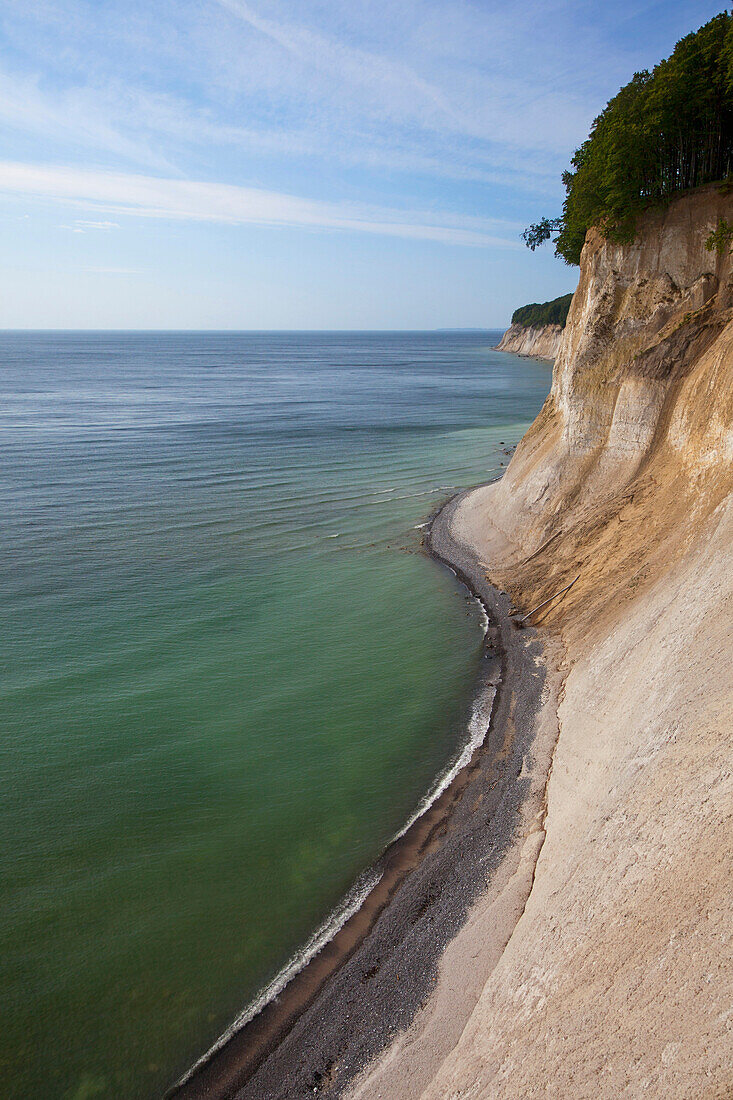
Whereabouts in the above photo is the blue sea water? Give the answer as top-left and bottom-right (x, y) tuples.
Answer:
(0, 331), (551, 1099)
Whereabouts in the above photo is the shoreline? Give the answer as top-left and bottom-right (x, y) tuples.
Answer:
(492, 341), (556, 362)
(167, 487), (559, 1100)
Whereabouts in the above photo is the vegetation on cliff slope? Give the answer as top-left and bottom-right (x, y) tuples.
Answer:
(525, 12), (733, 264)
(511, 294), (573, 328)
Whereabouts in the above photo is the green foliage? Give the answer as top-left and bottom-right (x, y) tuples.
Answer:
(526, 12), (733, 265)
(511, 293), (574, 329)
(705, 215), (733, 254)
(522, 217), (563, 251)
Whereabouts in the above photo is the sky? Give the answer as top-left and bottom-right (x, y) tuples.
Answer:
(0, 0), (724, 329)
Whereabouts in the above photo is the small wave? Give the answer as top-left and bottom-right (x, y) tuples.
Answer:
(354, 486), (458, 508)
(173, 865), (383, 1089)
(173, 580), (491, 1090)
(392, 589), (492, 841)
(409, 484), (458, 498)
(393, 678), (496, 842)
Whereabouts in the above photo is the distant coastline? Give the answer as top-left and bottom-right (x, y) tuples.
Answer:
(493, 293), (572, 360)
(494, 321), (563, 360)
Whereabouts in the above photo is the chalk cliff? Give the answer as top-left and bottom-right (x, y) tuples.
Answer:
(495, 322), (564, 359)
(353, 184), (733, 1099)
(433, 184), (733, 1098)
(481, 184), (733, 569)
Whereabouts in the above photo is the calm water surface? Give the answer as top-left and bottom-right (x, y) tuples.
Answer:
(0, 332), (551, 1099)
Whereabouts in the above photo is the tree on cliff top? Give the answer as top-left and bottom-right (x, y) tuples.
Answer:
(528, 12), (733, 265)
(511, 294), (573, 329)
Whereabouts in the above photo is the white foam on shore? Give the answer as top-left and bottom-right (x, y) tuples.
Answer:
(443, 563), (490, 637)
(393, 679), (495, 841)
(173, 562), (493, 1092)
(389, 580), (493, 841)
(172, 864), (384, 1090)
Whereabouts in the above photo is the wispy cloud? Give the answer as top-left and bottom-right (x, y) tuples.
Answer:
(85, 266), (141, 275)
(0, 0), (721, 198)
(0, 67), (178, 173)
(0, 0), (720, 326)
(0, 0), (613, 194)
(213, 0), (463, 129)
(75, 219), (119, 229)
(60, 218), (119, 232)
(1, 161), (523, 247)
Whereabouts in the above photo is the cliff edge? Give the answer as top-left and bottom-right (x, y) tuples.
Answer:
(496, 292), (572, 359)
(353, 184), (733, 1098)
(495, 322), (564, 360)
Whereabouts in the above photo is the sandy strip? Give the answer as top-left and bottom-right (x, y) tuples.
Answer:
(167, 486), (562, 1100)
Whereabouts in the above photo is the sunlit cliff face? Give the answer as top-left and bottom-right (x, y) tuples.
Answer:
(416, 181), (733, 1100)
(496, 324), (564, 361)
(479, 184), (733, 635)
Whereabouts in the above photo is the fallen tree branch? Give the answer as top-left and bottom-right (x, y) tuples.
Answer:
(518, 574), (581, 623)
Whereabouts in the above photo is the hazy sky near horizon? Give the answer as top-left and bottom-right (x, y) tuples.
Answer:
(0, 0), (723, 328)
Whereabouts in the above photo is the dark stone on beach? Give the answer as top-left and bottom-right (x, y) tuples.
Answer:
(167, 489), (549, 1100)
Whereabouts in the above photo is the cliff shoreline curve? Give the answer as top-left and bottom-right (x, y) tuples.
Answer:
(349, 182), (733, 1099)
(170, 183), (732, 1100)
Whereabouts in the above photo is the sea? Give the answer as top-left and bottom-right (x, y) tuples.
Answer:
(0, 331), (551, 1099)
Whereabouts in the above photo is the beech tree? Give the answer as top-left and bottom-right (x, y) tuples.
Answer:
(511, 294), (573, 328)
(527, 12), (733, 265)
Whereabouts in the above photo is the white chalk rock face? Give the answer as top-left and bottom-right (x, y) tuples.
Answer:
(486, 183), (733, 558)
(422, 185), (733, 1100)
(348, 184), (733, 1100)
(495, 323), (564, 360)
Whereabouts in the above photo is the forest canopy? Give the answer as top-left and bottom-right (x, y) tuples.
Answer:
(527, 12), (733, 265)
(511, 294), (573, 329)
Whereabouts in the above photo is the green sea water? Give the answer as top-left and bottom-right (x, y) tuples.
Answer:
(0, 332), (551, 1098)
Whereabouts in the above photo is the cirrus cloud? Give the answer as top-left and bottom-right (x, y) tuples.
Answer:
(0, 160), (524, 247)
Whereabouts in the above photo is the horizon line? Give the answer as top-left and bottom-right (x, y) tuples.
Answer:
(0, 325), (508, 333)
